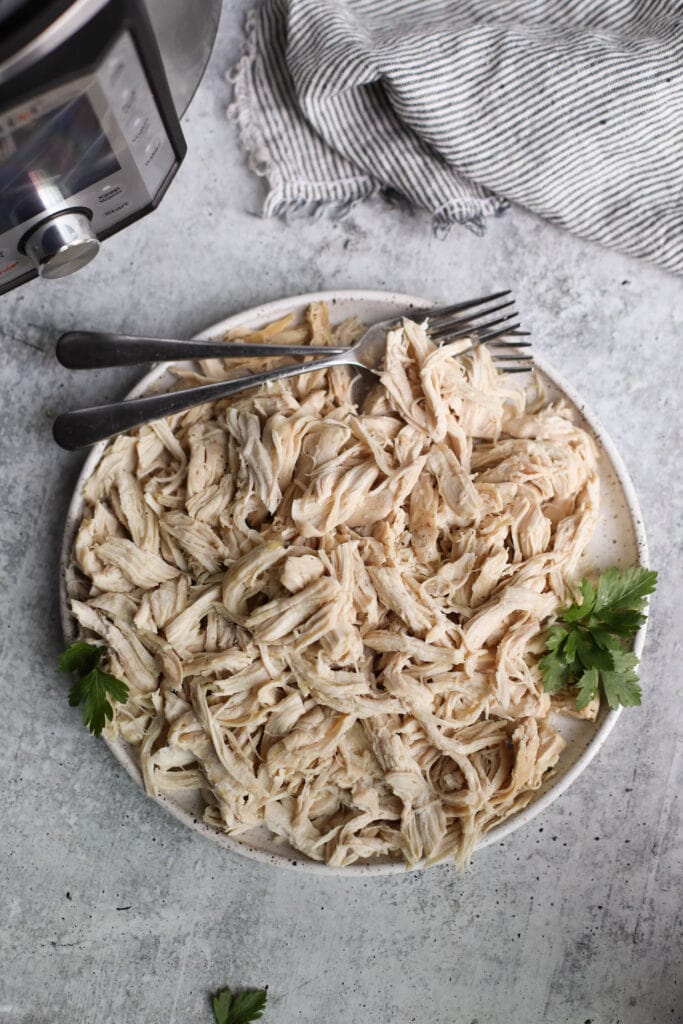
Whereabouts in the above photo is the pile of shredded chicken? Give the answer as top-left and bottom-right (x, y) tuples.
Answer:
(68, 303), (600, 867)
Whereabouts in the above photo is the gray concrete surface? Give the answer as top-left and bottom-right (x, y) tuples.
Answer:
(0, 4), (681, 1023)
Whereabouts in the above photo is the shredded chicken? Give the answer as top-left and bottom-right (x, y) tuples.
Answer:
(68, 303), (600, 868)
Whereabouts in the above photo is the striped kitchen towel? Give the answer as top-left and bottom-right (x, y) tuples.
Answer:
(229, 0), (683, 274)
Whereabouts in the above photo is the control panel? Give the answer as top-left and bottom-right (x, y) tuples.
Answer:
(0, 31), (178, 291)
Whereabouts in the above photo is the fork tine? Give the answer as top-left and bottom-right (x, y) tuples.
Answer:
(435, 314), (520, 343)
(409, 290), (512, 324)
(485, 339), (532, 348)
(428, 300), (517, 338)
(404, 291), (532, 374)
(492, 348), (534, 372)
(490, 353), (535, 361)
(473, 323), (523, 344)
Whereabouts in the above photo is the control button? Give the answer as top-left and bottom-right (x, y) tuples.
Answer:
(121, 89), (136, 114)
(109, 58), (126, 84)
(21, 211), (99, 280)
(98, 183), (124, 203)
(131, 116), (149, 142)
(144, 137), (161, 164)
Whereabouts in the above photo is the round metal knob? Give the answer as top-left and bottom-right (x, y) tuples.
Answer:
(22, 211), (100, 280)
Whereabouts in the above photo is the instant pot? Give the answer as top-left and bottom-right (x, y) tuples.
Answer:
(0, 0), (221, 293)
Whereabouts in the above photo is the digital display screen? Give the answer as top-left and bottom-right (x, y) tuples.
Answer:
(0, 95), (120, 234)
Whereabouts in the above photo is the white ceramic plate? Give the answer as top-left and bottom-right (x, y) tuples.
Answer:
(60, 290), (650, 874)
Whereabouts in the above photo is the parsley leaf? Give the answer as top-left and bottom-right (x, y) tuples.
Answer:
(212, 986), (267, 1024)
(212, 989), (234, 1024)
(593, 567), (658, 615)
(540, 566), (656, 712)
(58, 641), (103, 675)
(59, 642), (129, 737)
(545, 624), (569, 653)
(575, 667), (599, 709)
(574, 633), (614, 672)
(564, 578), (596, 622)
(601, 671), (642, 710)
(597, 608), (647, 636)
(539, 652), (569, 693)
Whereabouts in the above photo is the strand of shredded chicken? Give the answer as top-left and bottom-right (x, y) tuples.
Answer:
(68, 303), (600, 868)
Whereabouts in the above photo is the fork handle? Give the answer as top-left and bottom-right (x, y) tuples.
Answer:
(56, 331), (350, 368)
(53, 352), (349, 450)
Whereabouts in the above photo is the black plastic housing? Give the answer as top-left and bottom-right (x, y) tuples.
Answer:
(0, 0), (187, 294)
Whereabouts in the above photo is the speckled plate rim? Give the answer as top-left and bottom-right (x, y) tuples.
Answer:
(59, 289), (650, 875)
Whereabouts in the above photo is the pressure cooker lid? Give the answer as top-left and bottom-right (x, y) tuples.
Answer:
(0, 0), (36, 27)
(0, 0), (73, 72)
(0, 0), (68, 29)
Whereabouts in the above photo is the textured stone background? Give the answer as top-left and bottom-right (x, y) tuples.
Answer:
(0, 4), (680, 1023)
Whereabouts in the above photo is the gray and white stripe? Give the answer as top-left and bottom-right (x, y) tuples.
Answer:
(229, 0), (683, 272)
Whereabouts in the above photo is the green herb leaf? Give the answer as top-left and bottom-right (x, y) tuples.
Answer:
(540, 566), (656, 712)
(59, 643), (129, 737)
(601, 672), (642, 710)
(598, 608), (647, 637)
(538, 652), (569, 693)
(608, 647), (640, 677)
(227, 991), (268, 1024)
(212, 989), (234, 1024)
(58, 641), (103, 675)
(593, 567), (658, 615)
(587, 625), (616, 650)
(575, 667), (599, 709)
(563, 578), (596, 622)
(212, 987), (267, 1024)
(574, 633), (614, 672)
(564, 630), (578, 663)
(545, 624), (569, 653)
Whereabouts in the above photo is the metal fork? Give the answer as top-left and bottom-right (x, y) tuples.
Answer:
(52, 292), (531, 450)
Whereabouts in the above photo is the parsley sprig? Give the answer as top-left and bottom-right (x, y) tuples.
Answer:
(59, 641), (129, 737)
(540, 566), (657, 710)
(212, 986), (267, 1024)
